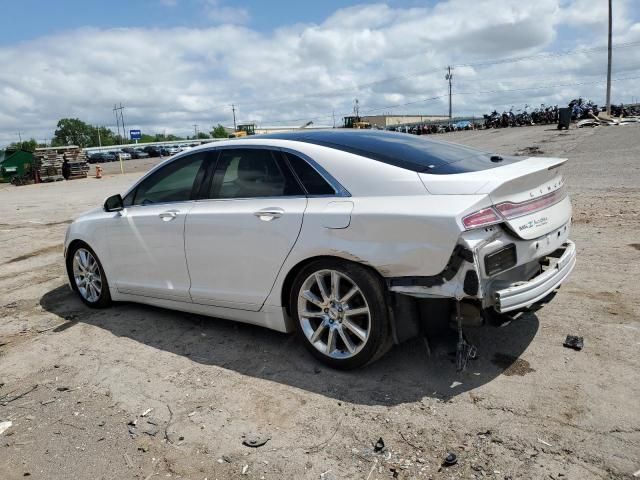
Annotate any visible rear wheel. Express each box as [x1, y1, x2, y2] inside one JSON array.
[[67, 244, 112, 308], [290, 260, 391, 369]]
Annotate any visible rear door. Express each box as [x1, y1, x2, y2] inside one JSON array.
[[185, 147, 307, 310]]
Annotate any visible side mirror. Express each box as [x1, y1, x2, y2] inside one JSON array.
[[104, 194, 124, 212]]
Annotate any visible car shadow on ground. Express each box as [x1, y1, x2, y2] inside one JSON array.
[[40, 285, 539, 406]]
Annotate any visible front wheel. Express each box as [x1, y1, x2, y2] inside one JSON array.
[[290, 260, 391, 370], [67, 244, 112, 308]]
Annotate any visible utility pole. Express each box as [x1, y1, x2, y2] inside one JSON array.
[[446, 66, 454, 123], [17, 132, 22, 143], [354, 98, 360, 118], [113, 104, 126, 144], [332, 109, 336, 128], [113, 104, 121, 144], [606, 0, 613, 115], [193, 124, 199, 138], [119, 103, 127, 144], [97, 126, 102, 149], [231, 104, 237, 130]]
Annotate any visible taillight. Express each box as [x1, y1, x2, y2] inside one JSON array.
[[462, 207, 501, 230], [495, 187, 566, 220]]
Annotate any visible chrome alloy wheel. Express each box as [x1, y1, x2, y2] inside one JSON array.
[[72, 248, 102, 303], [297, 269, 371, 359]]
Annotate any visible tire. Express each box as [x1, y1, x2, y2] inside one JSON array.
[[66, 243, 112, 308], [289, 259, 391, 370]]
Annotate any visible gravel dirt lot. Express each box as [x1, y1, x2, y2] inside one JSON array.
[[0, 125, 638, 480]]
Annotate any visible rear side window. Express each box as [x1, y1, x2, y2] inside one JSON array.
[[284, 152, 336, 195], [209, 148, 303, 198], [131, 153, 206, 206]]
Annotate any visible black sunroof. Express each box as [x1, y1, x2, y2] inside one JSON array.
[[257, 129, 522, 174]]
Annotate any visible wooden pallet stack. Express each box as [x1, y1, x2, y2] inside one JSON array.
[[65, 149, 90, 179], [34, 147, 89, 181], [34, 150, 63, 182]]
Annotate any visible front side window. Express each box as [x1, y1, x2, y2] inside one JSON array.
[[130, 153, 206, 206], [209, 148, 303, 198]]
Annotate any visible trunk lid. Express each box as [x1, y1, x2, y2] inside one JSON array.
[[419, 156, 571, 240]]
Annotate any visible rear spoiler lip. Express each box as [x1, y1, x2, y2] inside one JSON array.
[[418, 156, 568, 195]]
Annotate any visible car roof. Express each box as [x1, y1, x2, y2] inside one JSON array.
[[256, 129, 518, 174]]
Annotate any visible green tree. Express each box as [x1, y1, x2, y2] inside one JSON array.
[[196, 132, 210, 139], [211, 124, 228, 138], [9, 138, 38, 152], [51, 118, 94, 148], [89, 126, 118, 147]]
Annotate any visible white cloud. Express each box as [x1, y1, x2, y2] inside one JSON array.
[[0, 0, 639, 146], [202, 0, 250, 25]]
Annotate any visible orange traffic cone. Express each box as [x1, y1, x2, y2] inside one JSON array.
[[95, 165, 103, 179]]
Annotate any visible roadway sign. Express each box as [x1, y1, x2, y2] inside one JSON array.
[[130, 129, 141, 140]]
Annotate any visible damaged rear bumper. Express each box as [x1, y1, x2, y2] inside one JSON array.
[[494, 240, 575, 312], [387, 221, 576, 316]]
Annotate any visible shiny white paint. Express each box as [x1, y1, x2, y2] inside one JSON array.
[[107, 203, 194, 301], [185, 197, 306, 310], [65, 137, 575, 334]]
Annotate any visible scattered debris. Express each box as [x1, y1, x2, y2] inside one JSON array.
[[242, 433, 270, 448], [41, 399, 56, 405], [0, 421, 13, 435], [450, 381, 463, 389], [373, 437, 385, 453], [537, 438, 553, 447], [56, 386, 70, 392], [138, 442, 150, 452], [141, 408, 153, 417], [443, 452, 458, 467], [0, 384, 38, 404], [241, 464, 249, 475], [142, 423, 159, 437], [491, 353, 536, 376], [123, 453, 134, 468], [563, 335, 584, 351], [515, 146, 545, 156], [320, 470, 332, 479], [632, 468, 640, 478]]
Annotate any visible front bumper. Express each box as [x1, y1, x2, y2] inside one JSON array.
[[493, 240, 576, 313]]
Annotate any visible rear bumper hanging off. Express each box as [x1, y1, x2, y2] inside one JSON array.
[[493, 241, 576, 313]]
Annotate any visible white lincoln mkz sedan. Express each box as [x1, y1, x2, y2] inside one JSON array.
[[64, 130, 576, 369]]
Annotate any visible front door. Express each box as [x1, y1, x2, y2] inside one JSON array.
[[185, 147, 307, 310], [108, 151, 209, 301]]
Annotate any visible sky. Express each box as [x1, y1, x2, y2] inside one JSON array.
[[1, 0, 639, 146]]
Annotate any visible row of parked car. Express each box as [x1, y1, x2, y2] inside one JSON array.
[[87, 144, 196, 163]]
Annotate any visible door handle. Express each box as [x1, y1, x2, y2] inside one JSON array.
[[159, 211, 178, 221], [254, 208, 284, 221]]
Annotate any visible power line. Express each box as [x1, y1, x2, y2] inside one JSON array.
[[452, 40, 640, 68], [255, 74, 640, 126], [222, 40, 640, 112]]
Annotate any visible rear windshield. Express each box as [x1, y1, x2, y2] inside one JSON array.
[[258, 130, 523, 174]]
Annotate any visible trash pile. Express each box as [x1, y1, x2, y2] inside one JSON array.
[[576, 111, 640, 128]]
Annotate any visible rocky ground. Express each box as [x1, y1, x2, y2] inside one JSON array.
[[0, 124, 638, 479]]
